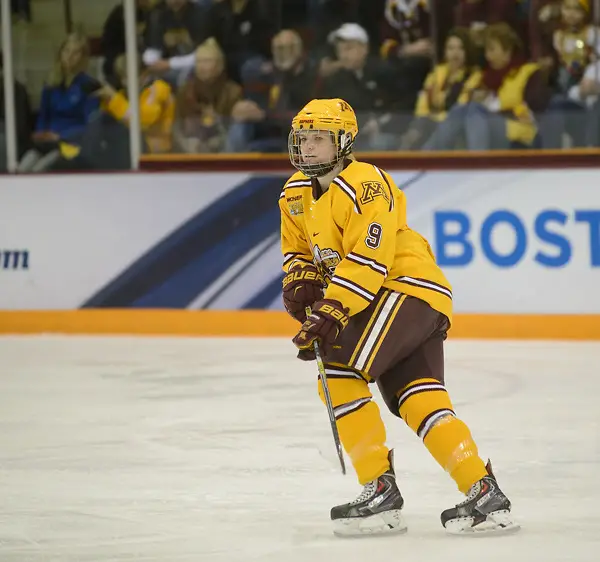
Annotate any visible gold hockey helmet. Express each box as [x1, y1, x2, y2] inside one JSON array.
[[288, 98, 359, 177]]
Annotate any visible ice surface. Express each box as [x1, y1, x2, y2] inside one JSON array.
[[0, 336, 598, 561]]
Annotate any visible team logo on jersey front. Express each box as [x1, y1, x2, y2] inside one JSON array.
[[360, 181, 389, 205], [313, 245, 341, 281]]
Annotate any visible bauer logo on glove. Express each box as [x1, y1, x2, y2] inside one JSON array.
[[292, 299, 349, 355], [282, 262, 324, 323]]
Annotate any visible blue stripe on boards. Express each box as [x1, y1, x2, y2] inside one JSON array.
[[131, 208, 280, 307], [82, 176, 286, 307], [241, 274, 285, 310]]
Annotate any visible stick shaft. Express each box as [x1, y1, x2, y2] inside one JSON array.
[[314, 340, 346, 474], [305, 306, 346, 474]]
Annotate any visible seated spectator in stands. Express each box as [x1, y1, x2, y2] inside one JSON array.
[[18, 33, 100, 173], [400, 28, 481, 150], [53, 54, 176, 170], [175, 38, 242, 153], [380, 0, 432, 60], [143, 0, 213, 86], [100, 0, 155, 84], [379, 0, 434, 107], [0, 52, 33, 171], [553, 0, 599, 93], [538, 0, 600, 147], [209, 0, 279, 83], [96, 54, 175, 154], [226, 29, 317, 152], [318, 22, 398, 150], [423, 23, 550, 150]]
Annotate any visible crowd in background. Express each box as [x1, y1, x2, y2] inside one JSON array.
[[2, 0, 600, 171]]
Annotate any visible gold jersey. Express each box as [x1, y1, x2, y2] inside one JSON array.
[[279, 160, 453, 323]]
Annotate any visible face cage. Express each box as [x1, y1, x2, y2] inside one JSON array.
[[288, 129, 354, 178]]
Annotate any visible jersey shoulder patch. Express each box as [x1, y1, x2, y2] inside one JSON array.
[[280, 173, 311, 215]]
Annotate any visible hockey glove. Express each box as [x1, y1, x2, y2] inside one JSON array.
[[292, 299, 349, 359], [282, 262, 324, 323]]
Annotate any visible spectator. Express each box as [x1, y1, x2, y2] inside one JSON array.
[[18, 33, 100, 173], [227, 29, 318, 152], [143, 0, 213, 85], [400, 28, 481, 150], [380, 0, 433, 60], [95, 54, 176, 154], [0, 51, 34, 171], [538, 0, 600, 147], [379, 0, 438, 111], [553, 0, 598, 93], [319, 23, 398, 150], [176, 38, 242, 153], [423, 23, 550, 150], [100, 0, 155, 84], [209, 0, 280, 83]]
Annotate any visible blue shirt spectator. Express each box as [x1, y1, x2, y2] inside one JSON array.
[[18, 32, 101, 173], [36, 72, 100, 141]]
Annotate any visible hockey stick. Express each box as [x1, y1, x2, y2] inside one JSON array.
[[305, 306, 346, 475]]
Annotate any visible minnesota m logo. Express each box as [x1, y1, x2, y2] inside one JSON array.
[[360, 181, 389, 205]]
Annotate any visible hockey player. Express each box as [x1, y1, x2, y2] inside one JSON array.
[[279, 98, 519, 537]]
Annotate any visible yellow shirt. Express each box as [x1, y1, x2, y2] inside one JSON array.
[[496, 63, 541, 145], [279, 160, 453, 324], [104, 79, 175, 153], [415, 64, 482, 122]]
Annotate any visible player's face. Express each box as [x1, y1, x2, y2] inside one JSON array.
[[562, 0, 585, 27], [298, 130, 337, 165], [445, 36, 466, 68]]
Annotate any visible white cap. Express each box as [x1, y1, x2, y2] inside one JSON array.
[[328, 23, 369, 45]]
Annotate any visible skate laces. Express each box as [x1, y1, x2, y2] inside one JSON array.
[[350, 480, 378, 505], [457, 480, 484, 507]]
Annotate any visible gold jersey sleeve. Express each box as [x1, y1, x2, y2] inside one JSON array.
[[279, 173, 314, 272]]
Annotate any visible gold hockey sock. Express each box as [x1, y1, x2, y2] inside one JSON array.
[[319, 366, 389, 485], [398, 378, 488, 494]]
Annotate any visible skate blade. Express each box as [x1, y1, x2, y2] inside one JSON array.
[[444, 510, 521, 537], [333, 510, 407, 538]]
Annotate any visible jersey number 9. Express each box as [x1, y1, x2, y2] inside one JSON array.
[[365, 222, 382, 249]]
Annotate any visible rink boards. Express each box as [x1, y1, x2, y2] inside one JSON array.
[[0, 168, 599, 339]]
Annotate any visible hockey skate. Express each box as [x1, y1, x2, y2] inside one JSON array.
[[441, 461, 520, 536], [331, 451, 407, 537]]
